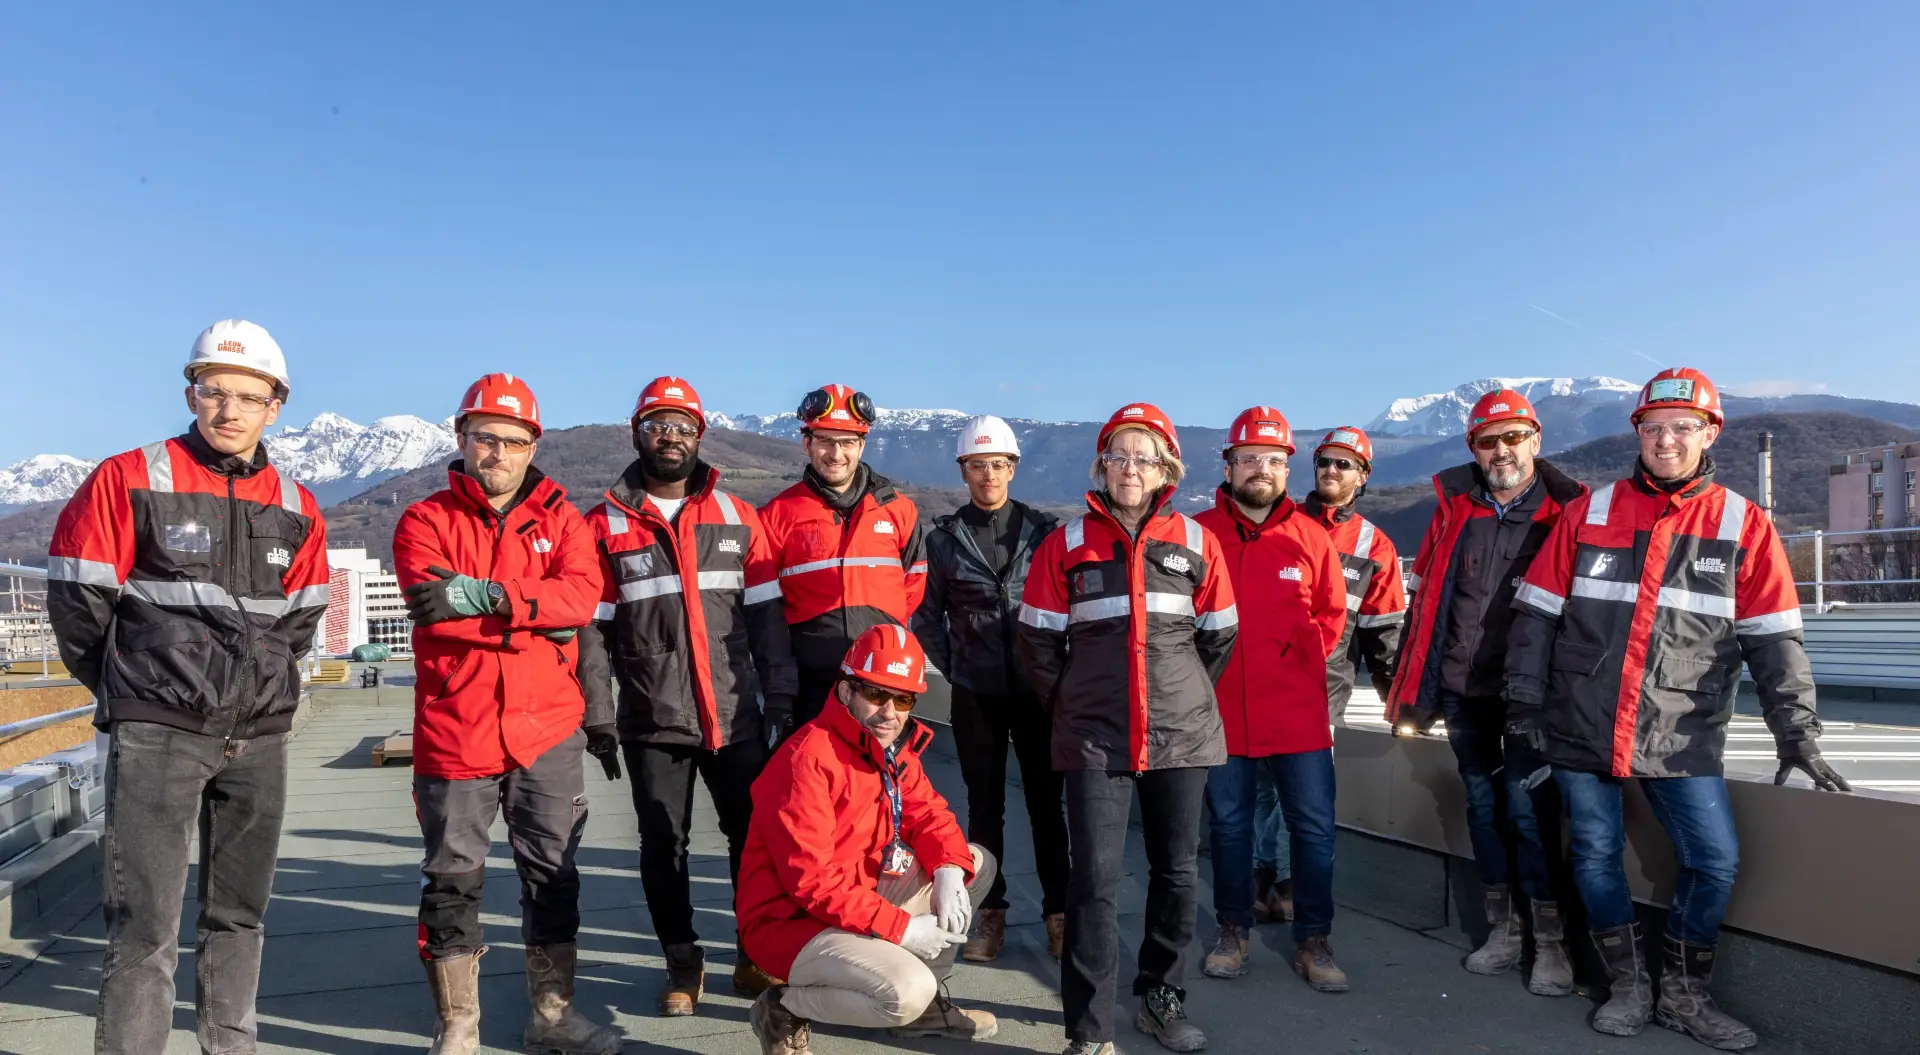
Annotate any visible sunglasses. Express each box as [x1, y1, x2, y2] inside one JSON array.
[[853, 681, 917, 712], [1471, 429, 1537, 452], [1315, 456, 1360, 472]]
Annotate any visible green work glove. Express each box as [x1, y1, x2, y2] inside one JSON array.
[[403, 566, 496, 624]]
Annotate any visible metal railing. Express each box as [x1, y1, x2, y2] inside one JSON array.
[[0, 561, 59, 677], [1780, 525, 1920, 610]]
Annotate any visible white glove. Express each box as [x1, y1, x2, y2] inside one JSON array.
[[932, 864, 971, 936], [900, 913, 967, 959]]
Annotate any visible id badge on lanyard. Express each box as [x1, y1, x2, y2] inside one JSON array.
[[879, 752, 912, 877]]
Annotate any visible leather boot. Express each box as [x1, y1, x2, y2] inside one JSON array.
[[1044, 913, 1066, 961], [523, 943, 623, 1055], [423, 948, 483, 1055], [1266, 878, 1295, 923], [659, 942, 704, 1017], [750, 985, 813, 1055], [1292, 934, 1350, 993], [1590, 922, 1654, 1037], [1134, 985, 1206, 1052], [1654, 935, 1758, 1050], [887, 985, 1000, 1040], [1202, 921, 1250, 978], [1526, 900, 1575, 997], [733, 950, 783, 998], [1251, 865, 1279, 923], [1464, 884, 1523, 975], [962, 908, 1006, 963]]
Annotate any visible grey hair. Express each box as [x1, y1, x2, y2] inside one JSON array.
[[1089, 426, 1186, 488]]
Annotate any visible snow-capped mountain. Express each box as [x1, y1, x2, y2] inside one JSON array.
[[1367, 377, 1640, 437], [0, 455, 96, 506], [705, 407, 974, 440]]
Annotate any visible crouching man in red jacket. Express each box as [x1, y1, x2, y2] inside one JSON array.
[[393, 374, 620, 1055], [736, 624, 998, 1054]]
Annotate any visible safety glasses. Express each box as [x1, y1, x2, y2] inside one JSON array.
[[1315, 456, 1360, 472], [1471, 429, 1537, 452], [853, 681, 917, 712]]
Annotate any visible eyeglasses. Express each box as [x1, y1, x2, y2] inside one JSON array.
[[464, 432, 534, 454], [1315, 456, 1360, 472], [1635, 421, 1711, 440], [638, 419, 700, 439], [853, 681, 917, 712], [962, 458, 1015, 475], [1100, 452, 1163, 473], [1228, 452, 1288, 471], [191, 384, 275, 414], [1471, 429, 1537, 452], [809, 435, 863, 453]]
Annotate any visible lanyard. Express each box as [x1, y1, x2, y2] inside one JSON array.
[[881, 743, 903, 841]]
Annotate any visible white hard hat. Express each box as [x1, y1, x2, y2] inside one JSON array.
[[184, 319, 291, 401], [955, 414, 1020, 461]]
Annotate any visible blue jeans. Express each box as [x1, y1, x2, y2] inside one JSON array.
[[1253, 764, 1289, 880], [1442, 693, 1559, 901], [1206, 750, 1336, 940], [1555, 768, 1740, 944]]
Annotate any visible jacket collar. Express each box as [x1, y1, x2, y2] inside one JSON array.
[[178, 424, 269, 479], [1211, 484, 1300, 535], [1085, 485, 1177, 531], [1631, 453, 1717, 502], [446, 462, 562, 519], [1433, 457, 1585, 509], [803, 465, 904, 511], [606, 459, 718, 520], [1300, 492, 1355, 526], [819, 694, 934, 770]]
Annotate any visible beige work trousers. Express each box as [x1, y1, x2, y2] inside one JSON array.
[[778, 843, 997, 1028]]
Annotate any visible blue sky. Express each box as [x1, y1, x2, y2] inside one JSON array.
[[4, 3, 1918, 463]]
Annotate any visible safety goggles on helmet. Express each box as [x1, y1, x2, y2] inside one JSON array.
[[798, 387, 875, 426]]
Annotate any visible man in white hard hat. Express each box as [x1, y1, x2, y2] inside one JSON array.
[[910, 415, 1068, 963], [48, 320, 330, 1054]]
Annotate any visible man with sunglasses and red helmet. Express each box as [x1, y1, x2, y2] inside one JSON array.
[[1505, 368, 1846, 1049], [575, 375, 799, 1015], [1385, 387, 1586, 998], [393, 373, 620, 1055], [760, 384, 930, 734], [738, 624, 999, 1054], [1301, 426, 1406, 720]]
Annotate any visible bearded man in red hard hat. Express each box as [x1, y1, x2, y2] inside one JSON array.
[[1505, 368, 1848, 1049], [1385, 387, 1586, 999], [737, 624, 998, 1054], [393, 374, 620, 1055]]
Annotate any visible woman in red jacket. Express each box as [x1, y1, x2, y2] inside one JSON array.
[[1017, 404, 1239, 1055]]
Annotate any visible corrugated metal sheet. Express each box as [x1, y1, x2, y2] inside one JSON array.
[[1801, 606, 1920, 689]]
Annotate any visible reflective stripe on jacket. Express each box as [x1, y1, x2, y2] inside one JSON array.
[[735, 704, 974, 979], [1017, 488, 1239, 772], [576, 461, 798, 750], [1504, 461, 1820, 778], [47, 428, 329, 737], [393, 465, 604, 780], [1197, 489, 1345, 757], [1302, 495, 1406, 711]]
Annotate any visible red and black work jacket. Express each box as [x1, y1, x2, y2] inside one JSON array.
[[759, 467, 929, 673], [393, 465, 605, 780], [1017, 488, 1239, 772], [47, 426, 329, 738], [1302, 494, 1407, 714], [1505, 459, 1821, 778], [736, 703, 974, 980], [1196, 489, 1345, 757], [576, 461, 798, 750], [1387, 460, 1586, 725]]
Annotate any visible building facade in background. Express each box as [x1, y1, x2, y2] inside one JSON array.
[[1830, 442, 1920, 532], [322, 547, 412, 656]]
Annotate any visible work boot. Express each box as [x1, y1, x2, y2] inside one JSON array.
[[962, 908, 1006, 962], [1062, 1044, 1115, 1055], [750, 985, 812, 1055], [733, 950, 782, 998], [1045, 913, 1066, 961], [1266, 878, 1295, 923], [888, 985, 999, 1040], [1590, 922, 1655, 1037], [1464, 884, 1524, 975], [1292, 935, 1350, 993], [423, 948, 483, 1055], [1201, 922, 1250, 979], [523, 943, 623, 1055], [1654, 936, 1758, 1050], [1526, 900, 1575, 997], [1134, 985, 1206, 1051], [659, 942, 704, 1017], [1251, 865, 1279, 922]]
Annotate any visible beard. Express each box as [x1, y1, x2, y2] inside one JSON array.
[[1484, 460, 1526, 493], [639, 443, 698, 484], [1314, 475, 1357, 507], [1230, 477, 1282, 510]]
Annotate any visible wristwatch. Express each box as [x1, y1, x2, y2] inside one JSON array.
[[486, 581, 507, 611]]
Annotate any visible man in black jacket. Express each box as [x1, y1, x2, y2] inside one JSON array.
[[911, 414, 1068, 963]]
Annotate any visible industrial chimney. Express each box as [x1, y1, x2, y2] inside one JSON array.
[[1757, 431, 1775, 522]]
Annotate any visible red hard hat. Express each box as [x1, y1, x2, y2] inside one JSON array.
[[1315, 426, 1374, 467], [1632, 367, 1724, 428], [456, 373, 542, 437], [839, 623, 930, 695], [1222, 406, 1295, 456], [1465, 388, 1539, 443], [798, 383, 874, 435], [633, 376, 706, 435], [1098, 402, 1182, 460]]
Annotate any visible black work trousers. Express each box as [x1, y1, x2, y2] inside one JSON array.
[[949, 685, 1069, 915], [96, 721, 288, 1055], [1061, 767, 1209, 1044], [414, 729, 588, 957], [622, 737, 767, 948], [795, 665, 841, 727]]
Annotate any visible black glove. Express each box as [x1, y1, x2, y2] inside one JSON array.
[[585, 725, 621, 781], [1503, 710, 1548, 756], [1774, 739, 1851, 793], [763, 697, 795, 751], [402, 566, 496, 625]]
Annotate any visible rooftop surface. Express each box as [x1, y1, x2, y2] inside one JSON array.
[[0, 682, 1714, 1053]]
